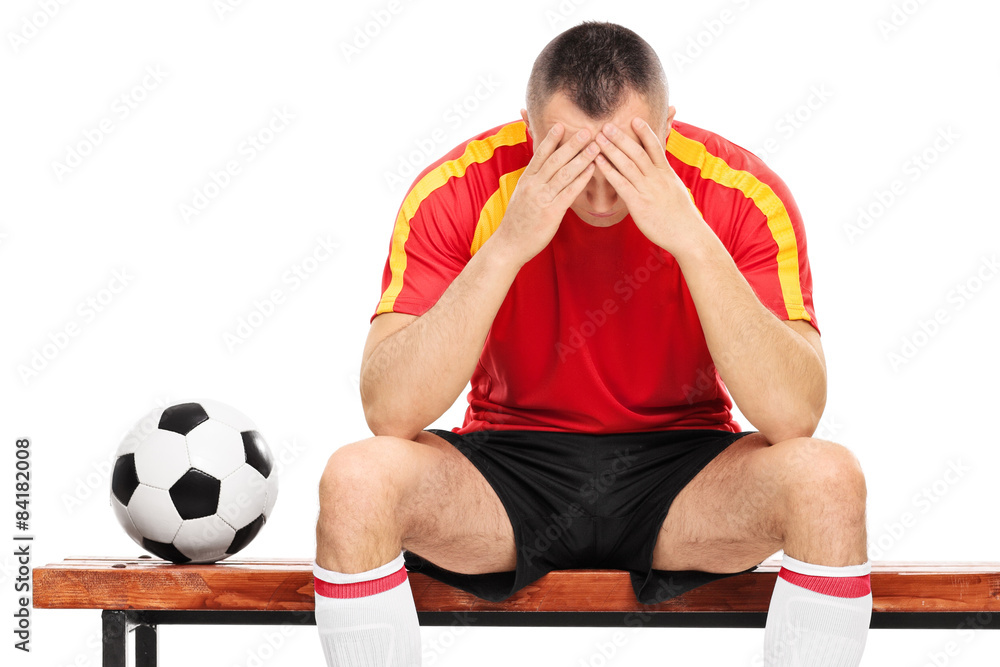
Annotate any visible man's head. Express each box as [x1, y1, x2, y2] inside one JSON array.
[[522, 22, 674, 227]]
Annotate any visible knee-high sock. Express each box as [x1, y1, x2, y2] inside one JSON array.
[[763, 554, 872, 666], [314, 552, 421, 667]]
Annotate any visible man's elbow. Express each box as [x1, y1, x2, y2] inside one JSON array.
[[760, 417, 818, 445], [362, 399, 424, 441], [757, 394, 826, 444]]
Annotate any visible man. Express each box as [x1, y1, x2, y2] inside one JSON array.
[[315, 21, 870, 667]]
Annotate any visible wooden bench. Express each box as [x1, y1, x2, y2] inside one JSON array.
[[34, 557, 1000, 667]]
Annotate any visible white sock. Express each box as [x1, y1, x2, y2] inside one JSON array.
[[763, 554, 873, 666], [314, 552, 421, 667]]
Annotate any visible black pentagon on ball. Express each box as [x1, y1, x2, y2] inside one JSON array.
[[141, 537, 191, 564], [169, 468, 221, 520], [111, 454, 140, 505], [241, 430, 273, 478], [227, 514, 265, 555], [158, 402, 209, 436]]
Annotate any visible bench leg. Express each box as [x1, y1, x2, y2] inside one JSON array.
[[134, 618, 157, 667], [102, 610, 157, 667]]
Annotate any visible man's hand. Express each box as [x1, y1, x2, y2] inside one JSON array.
[[595, 117, 708, 255], [492, 123, 599, 266]]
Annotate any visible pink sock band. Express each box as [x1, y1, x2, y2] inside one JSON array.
[[314, 564, 408, 599], [778, 567, 872, 598]]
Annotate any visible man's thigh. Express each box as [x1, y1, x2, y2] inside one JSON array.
[[651, 432, 786, 573], [400, 430, 517, 575]]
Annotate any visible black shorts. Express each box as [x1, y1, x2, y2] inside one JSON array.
[[402, 428, 758, 605]]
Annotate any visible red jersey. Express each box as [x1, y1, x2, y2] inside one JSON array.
[[374, 120, 818, 434]]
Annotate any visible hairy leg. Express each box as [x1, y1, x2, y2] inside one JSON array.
[[652, 433, 868, 572], [316, 431, 516, 575]]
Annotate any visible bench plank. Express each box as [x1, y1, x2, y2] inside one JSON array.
[[33, 558, 1000, 614]]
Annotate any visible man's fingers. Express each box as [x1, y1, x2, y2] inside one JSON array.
[[596, 129, 645, 185], [535, 128, 594, 183], [524, 123, 565, 176], [554, 161, 596, 208], [595, 153, 635, 198], [631, 117, 668, 167], [601, 122, 654, 177], [546, 140, 598, 198]]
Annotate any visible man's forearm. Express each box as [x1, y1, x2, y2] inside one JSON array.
[[361, 237, 523, 440], [673, 224, 826, 443]]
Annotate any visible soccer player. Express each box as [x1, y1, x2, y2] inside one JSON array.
[[315, 21, 870, 667]]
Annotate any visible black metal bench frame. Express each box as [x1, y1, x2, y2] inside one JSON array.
[[99, 608, 1000, 667]]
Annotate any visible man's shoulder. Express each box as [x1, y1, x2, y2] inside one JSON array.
[[408, 120, 533, 193], [668, 120, 774, 178], [390, 120, 534, 245], [667, 119, 799, 217]]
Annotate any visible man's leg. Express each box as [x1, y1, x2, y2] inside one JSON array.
[[652, 433, 870, 666], [314, 430, 516, 667]]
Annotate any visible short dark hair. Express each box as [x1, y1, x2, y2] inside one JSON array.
[[526, 22, 668, 127]]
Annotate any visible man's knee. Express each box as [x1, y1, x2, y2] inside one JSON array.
[[316, 436, 426, 571], [778, 437, 867, 508], [318, 436, 417, 522]]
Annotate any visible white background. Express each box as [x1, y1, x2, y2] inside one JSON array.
[[3, 0, 998, 665]]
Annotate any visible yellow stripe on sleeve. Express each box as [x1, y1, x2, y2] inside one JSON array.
[[666, 129, 810, 321], [376, 122, 528, 315], [470, 167, 526, 255]]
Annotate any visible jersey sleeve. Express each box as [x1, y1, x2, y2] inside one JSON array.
[[372, 168, 478, 321], [727, 167, 819, 333]]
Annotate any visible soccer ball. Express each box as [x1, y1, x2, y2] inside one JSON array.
[[110, 399, 278, 563]]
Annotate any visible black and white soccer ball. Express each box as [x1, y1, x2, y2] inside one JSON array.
[[110, 399, 278, 563]]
